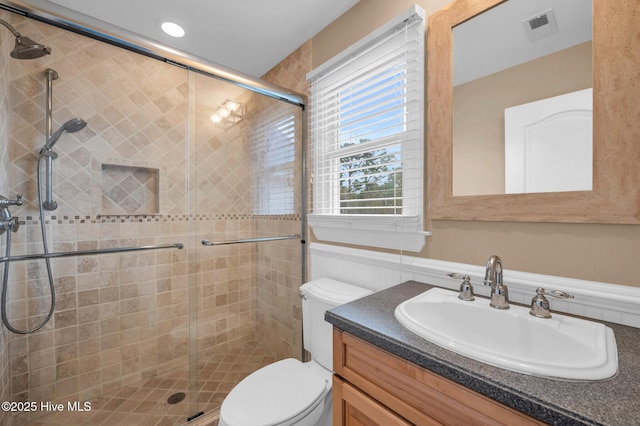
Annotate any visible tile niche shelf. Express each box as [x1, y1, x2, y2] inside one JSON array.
[[100, 163, 160, 215]]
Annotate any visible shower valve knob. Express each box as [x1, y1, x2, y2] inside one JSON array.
[[0, 193, 23, 207], [0, 217, 20, 234]]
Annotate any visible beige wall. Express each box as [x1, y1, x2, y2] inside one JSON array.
[[311, 0, 455, 69], [309, 0, 640, 288]]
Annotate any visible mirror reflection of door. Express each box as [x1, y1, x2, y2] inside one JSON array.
[[452, 0, 592, 196], [504, 88, 592, 194]]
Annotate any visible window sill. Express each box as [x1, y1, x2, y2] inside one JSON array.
[[308, 214, 431, 252]]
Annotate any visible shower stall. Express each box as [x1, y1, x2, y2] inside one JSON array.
[[0, 4, 305, 425]]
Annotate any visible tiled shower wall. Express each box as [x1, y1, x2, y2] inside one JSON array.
[[1, 10, 302, 424], [1, 23, 12, 426]]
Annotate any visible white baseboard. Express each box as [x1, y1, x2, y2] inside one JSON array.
[[309, 242, 640, 328]]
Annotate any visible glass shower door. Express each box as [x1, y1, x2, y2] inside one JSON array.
[[1, 10, 200, 424], [191, 71, 304, 420]]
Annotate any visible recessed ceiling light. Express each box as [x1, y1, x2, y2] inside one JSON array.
[[161, 22, 185, 38]]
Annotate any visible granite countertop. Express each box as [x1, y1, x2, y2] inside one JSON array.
[[325, 281, 640, 426]]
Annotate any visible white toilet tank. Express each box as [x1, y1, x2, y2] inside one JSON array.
[[300, 278, 372, 371]]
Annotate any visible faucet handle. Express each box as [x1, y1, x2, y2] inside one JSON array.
[[529, 287, 574, 318], [447, 273, 475, 301], [0, 193, 23, 207], [542, 288, 573, 299]]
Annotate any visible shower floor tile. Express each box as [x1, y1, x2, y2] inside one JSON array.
[[23, 340, 276, 426]]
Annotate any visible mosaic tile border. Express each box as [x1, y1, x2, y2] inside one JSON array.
[[17, 214, 302, 225]]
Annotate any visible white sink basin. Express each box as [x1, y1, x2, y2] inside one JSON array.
[[394, 288, 618, 381]]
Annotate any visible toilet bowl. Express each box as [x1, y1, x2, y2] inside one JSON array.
[[218, 278, 372, 426], [218, 358, 332, 426]]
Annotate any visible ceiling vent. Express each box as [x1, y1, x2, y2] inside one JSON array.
[[522, 8, 558, 41]]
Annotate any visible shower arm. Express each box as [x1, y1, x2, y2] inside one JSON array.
[[0, 18, 21, 37]]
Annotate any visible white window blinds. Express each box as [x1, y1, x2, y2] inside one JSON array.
[[308, 5, 424, 235]]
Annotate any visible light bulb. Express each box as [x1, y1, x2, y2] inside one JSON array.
[[161, 22, 185, 38], [224, 101, 241, 112]]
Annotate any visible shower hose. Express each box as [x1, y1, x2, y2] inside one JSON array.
[[1, 151, 56, 334]]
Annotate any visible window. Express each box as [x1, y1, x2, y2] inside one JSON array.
[[307, 5, 429, 251], [252, 112, 296, 215]]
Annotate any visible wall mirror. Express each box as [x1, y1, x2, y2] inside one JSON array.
[[427, 0, 640, 223], [453, 0, 592, 196]]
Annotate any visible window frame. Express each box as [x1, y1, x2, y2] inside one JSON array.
[[307, 5, 430, 251]]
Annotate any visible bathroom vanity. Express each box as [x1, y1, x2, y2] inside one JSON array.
[[332, 329, 543, 425], [327, 281, 640, 425]]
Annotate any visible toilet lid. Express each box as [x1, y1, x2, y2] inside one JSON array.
[[220, 358, 328, 426]]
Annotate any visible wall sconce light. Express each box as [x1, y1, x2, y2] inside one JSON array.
[[209, 100, 245, 129]]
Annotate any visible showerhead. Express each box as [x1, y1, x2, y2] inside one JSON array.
[[0, 19, 51, 60], [61, 117, 88, 134], [42, 118, 87, 152], [11, 35, 51, 60]]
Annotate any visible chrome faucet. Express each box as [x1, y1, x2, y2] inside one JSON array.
[[484, 255, 509, 309], [530, 287, 574, 318], [0, 193, 23, 234], [447, 273, 475, 301]]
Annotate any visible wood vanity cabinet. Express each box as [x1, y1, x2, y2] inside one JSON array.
[[332, 329, 545, 426]]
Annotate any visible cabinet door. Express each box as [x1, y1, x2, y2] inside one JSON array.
[[333, 329, 545, 426], [333, 375, 437, 426]]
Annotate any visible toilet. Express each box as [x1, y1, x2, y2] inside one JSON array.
[[218, 278, 373, 426]]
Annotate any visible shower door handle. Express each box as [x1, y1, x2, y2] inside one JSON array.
[[201, 234, 301, 246]]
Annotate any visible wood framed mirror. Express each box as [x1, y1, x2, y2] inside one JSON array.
[[427, 0, 640, 223]]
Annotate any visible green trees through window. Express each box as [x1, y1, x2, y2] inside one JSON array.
[[339, 141, 402, 215]]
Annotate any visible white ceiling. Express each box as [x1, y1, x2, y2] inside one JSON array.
[[47, 0, 360, 77]]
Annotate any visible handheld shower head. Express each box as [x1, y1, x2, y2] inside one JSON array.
[[0, 19, 51, 60], [61, 117, 88, 134], [41, 118, 87, 152]]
